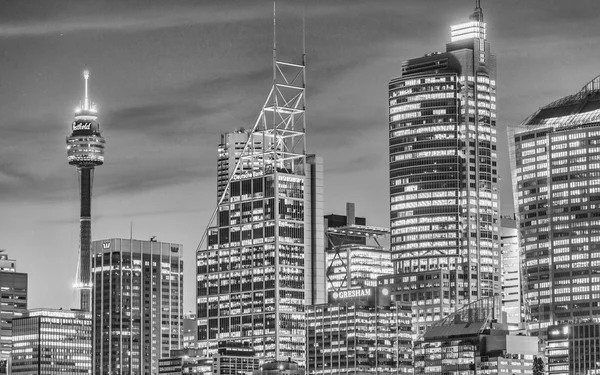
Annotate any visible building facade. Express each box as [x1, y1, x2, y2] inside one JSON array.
[[387, 2, 500, 337], [197, 52, 325, 365], [413, 297, 538, 375], [66, 70, 106, 312], [500, 216, 522, 329], [92, 238, 183, 375], [0, 252, 27, 374], [325, 203, 392, 293], [509, 75, 600, 337], [253, 360, 303, 375], [546, 321, 600, 375], [217, 129, 267, 202], [306, 286, 411, 375], [12, 309, 92, 375]]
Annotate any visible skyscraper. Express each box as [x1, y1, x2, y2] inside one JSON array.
[[197, 36, 325, 365], [387, 1, 499, 336], [66, 70, 105, 312], [12, 309, 92, 375], [509, 75, 600, 337], [217, 129, 267, 201], [0, 252, 27, 374], [91, 239, 183, 375]]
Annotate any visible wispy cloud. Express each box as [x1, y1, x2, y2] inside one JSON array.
[[0, 3, 266, 38]]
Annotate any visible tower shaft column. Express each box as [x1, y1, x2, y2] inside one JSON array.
[[78, 167, 94, 312]]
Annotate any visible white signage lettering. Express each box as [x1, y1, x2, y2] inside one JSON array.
[[72, 121, 92, 131], [332, 288, 372, 300]]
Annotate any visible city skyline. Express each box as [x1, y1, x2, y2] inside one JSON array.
[[2, 0, 600, 315]]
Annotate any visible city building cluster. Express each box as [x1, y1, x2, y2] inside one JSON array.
[[4, 1, 600, 375]]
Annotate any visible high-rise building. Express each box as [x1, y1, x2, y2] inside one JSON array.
[[91, 239, 183, 375], [66, 70, 106, 312], [12, 309, 92, 375], [197, 43, 325, 365], [387, 1, 499, 336], [217, 129, 268, 201], [306, 285, 411, 375], [0, 251, 27, 374], [413, 297, 538, 375], [325, 203, 392, 293], [500, 216, 522, 329], [509, 75, 600, 337]]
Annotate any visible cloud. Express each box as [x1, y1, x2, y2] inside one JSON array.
[[0, 3, 267, 38]]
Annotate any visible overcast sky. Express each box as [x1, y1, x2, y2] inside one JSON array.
[[1, 0, 600, 313]]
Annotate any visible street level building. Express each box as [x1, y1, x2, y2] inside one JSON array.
[[325, 203, 392, 293], [11, 309, 92, 375], [197, 47, 325, 365], [509, 75, 600, 337], [414, 297, 538, 375], [546, 321, 600, 375], [0, 251, 27, 374], [92, 239, 183, 375], [306, 286, 412, 375], [66, 70, 105, 312], [500, 216, 522, 329], [388, 1, 500, 337]]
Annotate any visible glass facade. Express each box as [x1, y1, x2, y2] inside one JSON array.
[[92, 239, 183, 375], [500, 217, 521, 329], [413, 297, 537, 375], [388, 3, 500, 337], [197, 157, 324, 364], [12, 309, 92, 375], [546, 322, 600, 375], [0, 253, 27, 373], [306, 286, 412, 375], [510, 76, 600, 337]]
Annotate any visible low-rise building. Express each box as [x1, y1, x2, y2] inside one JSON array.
[[12, 309, 92, 375], [414, 297, 538, 375], [306, 286, 411, 374]]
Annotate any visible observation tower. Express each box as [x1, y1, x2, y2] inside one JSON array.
[[66, 70, 105, 312]]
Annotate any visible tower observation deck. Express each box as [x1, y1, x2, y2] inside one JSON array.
[[66, 70, 105, 312]]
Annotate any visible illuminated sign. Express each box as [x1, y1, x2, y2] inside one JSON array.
[[232, 171, 264, 181], [102, 242, 111, 249], [548, 324, 570, 340], [332, 288, 372, 300], [72, 121, 93, 131]]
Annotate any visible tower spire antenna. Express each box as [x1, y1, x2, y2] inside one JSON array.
[[83, 70, 90, 111]]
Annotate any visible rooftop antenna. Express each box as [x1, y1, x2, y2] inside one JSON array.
[[83, 70, 90, 111]]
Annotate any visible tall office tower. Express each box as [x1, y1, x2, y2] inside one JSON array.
[[197, 38, 325, 365], [500, 216, 521, 329], [0, 252, 27, 375], [387, 1, 499, 336], [12, 309, 92, 375], [217, 129, 267, 201], [66, 70, 106, 312], [509, 75, 600, 337], [92, 239, 183, 375], [325, 203, 392, 293]]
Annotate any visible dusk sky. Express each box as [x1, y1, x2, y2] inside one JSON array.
[[1, 0, 600, 313]]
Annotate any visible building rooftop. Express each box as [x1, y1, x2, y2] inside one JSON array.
[[521, 75, 600, 129]]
